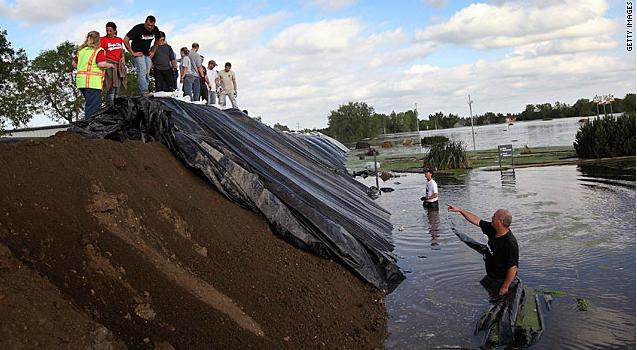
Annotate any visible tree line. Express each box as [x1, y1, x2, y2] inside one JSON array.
[[323, 94, 636, 143], [0, 30, 143, 132]]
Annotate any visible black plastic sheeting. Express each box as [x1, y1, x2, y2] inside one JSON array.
[[72, 97, 405, 292]]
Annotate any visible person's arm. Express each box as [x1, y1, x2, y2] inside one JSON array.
[[149, 40, 160, 58], [499, 265, 518, 296], [123, 35, 141, 57], [447, 204, 480, 226], [72, 55, 78, 68], [171, 59, 178, 70], [232, 72, 237, 92]]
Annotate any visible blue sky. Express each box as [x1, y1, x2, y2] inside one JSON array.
[[1, 0, 635, 129]]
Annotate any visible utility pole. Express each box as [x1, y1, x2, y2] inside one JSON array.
[[415, 102, 419, 135], [468, 94, 476, 153]]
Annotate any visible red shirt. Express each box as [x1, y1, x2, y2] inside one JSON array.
[[100, 36, 123, 61]]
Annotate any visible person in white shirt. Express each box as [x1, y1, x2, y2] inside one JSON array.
[[206, 60, 220, 105], [219, 62, 238, 108], [422, 168, 439, 210]]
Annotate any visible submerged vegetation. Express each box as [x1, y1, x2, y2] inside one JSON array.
[[423, 140, 469, 170], [420, 135, 449, 145], [574, 114, 636, 159]]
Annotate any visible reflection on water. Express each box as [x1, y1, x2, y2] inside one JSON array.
[[356, 165, 635, 349]]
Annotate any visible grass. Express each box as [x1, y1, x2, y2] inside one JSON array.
[[347, 145, 580, 173]]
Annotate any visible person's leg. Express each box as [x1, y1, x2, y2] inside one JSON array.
[[163, 70, 175, 92], [219, 91, 227, 107], [133, 56, 149, 93], [228, 91, 238, 108], [172, 69, 178, 91], [192, 77, 201, 101], [82, 88, 102, 119], [154, 69, 165, 92], [183, 75, 194, 100], [144, 56, 152, 92], [208, 88, 216, 104]]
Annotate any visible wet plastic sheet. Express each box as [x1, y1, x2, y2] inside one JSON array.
[[72, 97, 405, 291]]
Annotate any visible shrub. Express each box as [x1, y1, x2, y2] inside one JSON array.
[[421, 135, 449, 145], [424, 140, 469, 170], [574, 114, 636, 159]]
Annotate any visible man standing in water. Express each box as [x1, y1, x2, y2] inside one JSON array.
[[421, 168, 439, 210], [447, 204, 519, 296]]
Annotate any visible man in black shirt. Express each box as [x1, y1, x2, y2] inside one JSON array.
[[447, 204, 519, 296], [123, 15, 161, 94]]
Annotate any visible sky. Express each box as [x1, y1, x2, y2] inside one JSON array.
[[1, 0, 635, 129]]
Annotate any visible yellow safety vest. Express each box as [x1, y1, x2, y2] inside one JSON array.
[[76, 47, 105, 89]]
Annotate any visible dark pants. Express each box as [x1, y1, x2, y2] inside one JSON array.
[[423, 201, 439, 210], [172, 69, 178, 91], [80, 88, 101, 120], [154, 69, 175, 92]]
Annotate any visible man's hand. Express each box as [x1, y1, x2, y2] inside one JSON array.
[[447, 204, 462, 212], [233, 91, 237, 97], [132, 51, 143, 57], [499, 286, 508, 296]]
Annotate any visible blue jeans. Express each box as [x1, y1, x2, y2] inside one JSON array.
[[133, 55, 152, 93], [183, 75, 197, 100], [80, 88, 102, 120]]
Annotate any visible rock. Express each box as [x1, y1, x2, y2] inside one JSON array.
[[355, 141, 371, 149]]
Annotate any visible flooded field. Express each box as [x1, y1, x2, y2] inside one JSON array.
[[357, 163, 635, 349]]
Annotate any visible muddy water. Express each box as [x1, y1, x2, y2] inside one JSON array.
[[358, 164, 635, 349]]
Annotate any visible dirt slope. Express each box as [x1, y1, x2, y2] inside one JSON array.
[[0, 132, 387, 349]]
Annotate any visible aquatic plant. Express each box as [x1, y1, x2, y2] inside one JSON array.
[[423, 140, 469, 170], [574, 114, 636, 158], [420, 135, 449, 146]]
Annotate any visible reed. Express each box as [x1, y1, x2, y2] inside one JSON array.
[[424, 140, 469, 170]]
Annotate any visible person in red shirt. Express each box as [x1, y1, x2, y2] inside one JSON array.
[[100, 22, 127, 106]]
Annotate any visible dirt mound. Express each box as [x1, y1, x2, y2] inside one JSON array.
[[0, 132, 387, 349]]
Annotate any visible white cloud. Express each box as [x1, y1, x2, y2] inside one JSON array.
[[0, 0, 95, 25], [416, 0, 616, 50], [308, 0, 357, 11], [269, 18, 361, 54], [367, 42, 437, 68]]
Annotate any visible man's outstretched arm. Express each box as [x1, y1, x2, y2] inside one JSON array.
[[447, 204, 481, 226]]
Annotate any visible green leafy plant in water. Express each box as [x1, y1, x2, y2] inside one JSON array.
[[576, 298, 591, 311], [420, 135, 449, 146], [574, 114, 636, 159], [423, 140, 469, 170]]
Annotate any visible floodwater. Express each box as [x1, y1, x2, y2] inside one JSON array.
[[357, 163, 635, 349], [376, 116, 610, 154]]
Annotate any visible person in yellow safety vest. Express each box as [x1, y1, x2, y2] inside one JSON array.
[[72, 31, 115, 120]]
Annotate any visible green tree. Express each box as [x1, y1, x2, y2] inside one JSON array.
[[326, 101, 379, 143], [273, 123, 290, 131], [0, 30, 32, 132], [31, 41, 83, 123]]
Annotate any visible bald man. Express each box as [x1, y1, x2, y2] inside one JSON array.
[[447, 204, 519, 296]]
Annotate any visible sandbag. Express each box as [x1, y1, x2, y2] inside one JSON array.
[[72, 97, 405, 292]]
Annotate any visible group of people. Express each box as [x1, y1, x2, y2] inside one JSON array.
[[74, 15, 239, 119], [421, 168, 519, 298]]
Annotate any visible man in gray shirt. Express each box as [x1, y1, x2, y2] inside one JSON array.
[[186, 43, 204, 101]]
